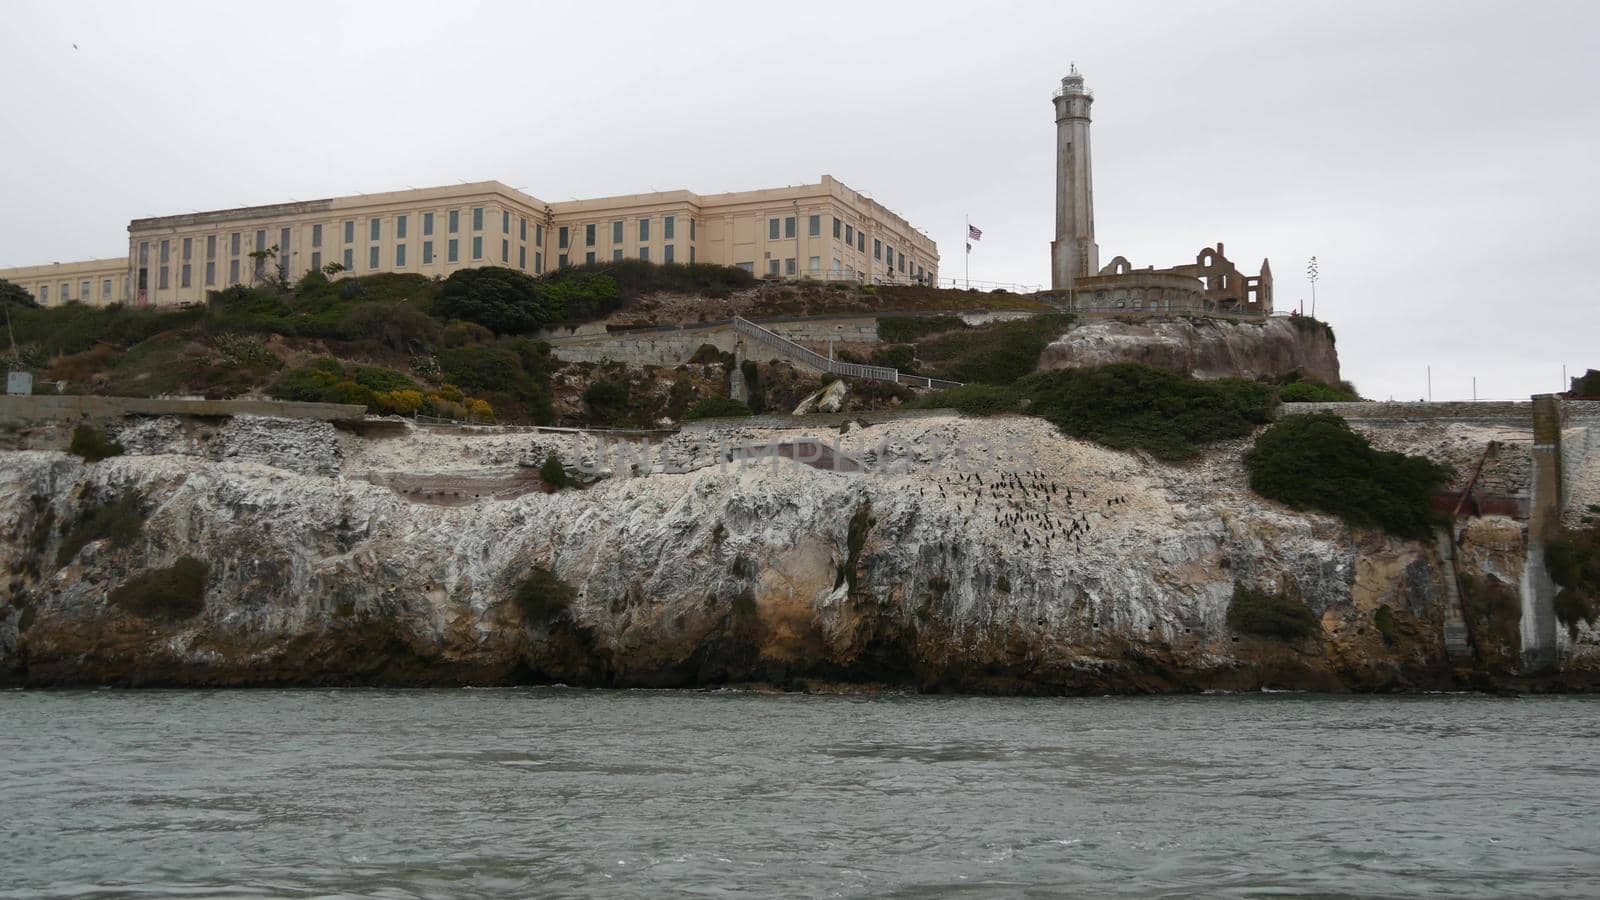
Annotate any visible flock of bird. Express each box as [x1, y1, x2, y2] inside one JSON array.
[[917, 470, 1132, 552]]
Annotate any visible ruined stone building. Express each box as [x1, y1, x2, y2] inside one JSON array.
[[1050, 67, 1273, 315]]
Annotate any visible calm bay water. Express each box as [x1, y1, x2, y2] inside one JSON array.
[[1, 689, 1597, 898]]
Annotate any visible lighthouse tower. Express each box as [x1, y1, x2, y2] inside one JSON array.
[[1051, 66, 1098, 292]]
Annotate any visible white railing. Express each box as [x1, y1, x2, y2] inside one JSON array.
[[731, 316, 965, 391]]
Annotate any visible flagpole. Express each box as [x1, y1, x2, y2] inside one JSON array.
[[965, 214, 970, 289]]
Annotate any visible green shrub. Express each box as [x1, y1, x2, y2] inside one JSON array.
[[1227, 585, 1319, 640], [439, 345, 553, 424], [109, 556, 208, 620], [1547, 523, 1600, 638], [539, 452, 571, 489], [513, 566, 577, 627], [688, 343, 735, 367], [877, 315, 967, 344], [433, 266, 562, 335], [906, 383, 1022, 416], [1572, 369, 1600, 399], [1, 276, 39, 309], [545, 259, 754, 301], [1246, 412, 1451, 539], [583, 379, 631, 421], [68, 425, 124, 463], [918, 315, 1072, 384], [1279, 381, 1360, 403], [682, 397, 753, 420], [57, 492, 145, 565], [1019, 364, 1276, 460]]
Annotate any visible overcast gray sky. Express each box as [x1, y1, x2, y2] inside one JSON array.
[[3, 0, 1595, 401]]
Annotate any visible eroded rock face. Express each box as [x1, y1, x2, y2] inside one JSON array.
[[1039, 317, 1341, 385], [0, 414, 1518, 692]]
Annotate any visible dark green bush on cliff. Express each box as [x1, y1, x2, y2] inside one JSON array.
[[514, 566, 577, 627], [431, 267, 564, 335], [1547, 522, 1600, 638], [877, 315, 968, 344], [109, 556, 209, 620], [1569, 369, 1600, 399], [1227, 585, 1319, 640], [549, 259, 754, 301], [682, 397, 753, 420], [539, 452, 571, 489], [918, 315, 1073, 385], [1246, 412, 1450, 539], [1278, 381, 1360, 403], [68, 425, 124, 462], [57, 493, 145, 565], [906, 382, 1022, 416], [1020, 364, 1276, 460]]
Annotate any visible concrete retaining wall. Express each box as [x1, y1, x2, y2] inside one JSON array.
[[1278, 401, 1533, 422], [0, 394, 366, 424]]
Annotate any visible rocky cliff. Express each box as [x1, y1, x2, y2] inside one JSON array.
[[0, 413, 1584, 692], [1039, 316, 1341, 385]]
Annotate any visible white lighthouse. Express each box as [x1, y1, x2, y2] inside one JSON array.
[[1051, 65, 1098, 292]]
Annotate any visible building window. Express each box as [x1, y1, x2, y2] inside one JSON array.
[[689, 219, 696, 240], [639, 246, 650, 262], [535, 252, 543, 274], [785, 217, 796, 239], [558, 226, 569, 249], [81, 279, 91, 299], [833, 218, 841, 239], [39, 285, 47, 303], [586, 251, 596, 264], [423, 241, 434, 265], [664, 216, 675, 240], [449, 210, 460, 234], [520, 217, 527, 241], [689, 246, 696, 264], [448, 240, 459, 263], [341, 249, 353, 271], [231, 259, 241, 283], [664, 244, 675, 264], [309, 253, 319, 274], [808, 215, 820, 237], [159, 266, 169, 290], [139, 241, 149, 265], [181, 265, 191, 288], [768, 259, 780, 275], [845, 224, 853, 243], [613, 249, 623, 262], [536, 223, 545, 245], [182, 237, 192, 260], [472, 207, 484, 231], [344, 221, 355, 244], [231, 233, 241, 255], [370, 218, 381, 241], [585, 223, 596, 246], [785, 257, 796, 275], [832, 258, 841, 274], [874, 239, 882, 260], [736, 261, 753, 273], [160, 239, 170, 264], [886, 247, 894, 268], [102, 278, 113, 298], [639, 218, 651, 241], [502, 210, 510, 233], [369, 246, 380, 269], [311, 224, 322, 248], [558, 253, 568, 268], [396, 244, 407, 267], [397, 215, 407, 239], [900, 255, 907, 273], [519, 246, 526, 269], [207, 234, 217, 258], [808, 256, 820, 273], [769, 218, 780, 240], [502, 239, 509, 263], [423, 213, 434, 236], [472, 236, 483, 260]]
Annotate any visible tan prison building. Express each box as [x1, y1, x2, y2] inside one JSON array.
[[2, 176, 938, 308]]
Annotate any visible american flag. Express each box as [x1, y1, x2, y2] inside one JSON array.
[[967, 224, 983, 241]]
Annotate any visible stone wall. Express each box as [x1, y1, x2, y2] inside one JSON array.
[[0, 394, 365, 425], [1280, 401, 1533, 422]]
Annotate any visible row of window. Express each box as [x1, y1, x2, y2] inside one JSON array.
[[555, 244, 694, 267], [557, 215, 693, 250], [766, 214, 924, 270], [35, 277, 121, 303]]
